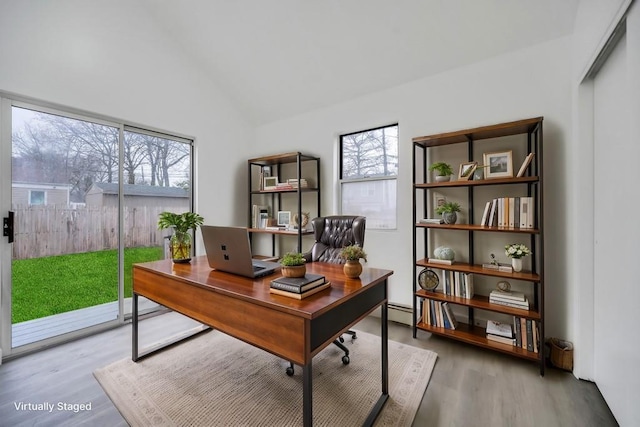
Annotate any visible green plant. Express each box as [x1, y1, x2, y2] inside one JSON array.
[[435, 201, 461, 215], [428, 162, 454, 176], [157, 211, 204, 233], [339, 244, 367, 262], [505, 243, 531, 259], [280, 252, 306, 266]]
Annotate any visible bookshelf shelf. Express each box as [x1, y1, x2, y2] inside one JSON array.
[[412, 117, 545, 375]]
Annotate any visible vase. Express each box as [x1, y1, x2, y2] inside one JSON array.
[[442, 212, 457, 224], [343, 260, 363, 279], [282, 264, 306, 278], [170, 231, 192, 263], [435, 175, 450, 182], [511, 258, 522, 272]]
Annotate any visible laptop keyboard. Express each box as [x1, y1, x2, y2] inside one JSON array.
[[252, 265, 265, 271]]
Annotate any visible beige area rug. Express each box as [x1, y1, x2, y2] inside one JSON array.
[[94, 330, 437, 426]]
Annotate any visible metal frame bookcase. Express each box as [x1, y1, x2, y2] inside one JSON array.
[[412, 117, 545, 375], [248, 152, 321, 256]]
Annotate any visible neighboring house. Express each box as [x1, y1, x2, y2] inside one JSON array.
[[85, 182, 189, 210], [11, 182, 71, 207]]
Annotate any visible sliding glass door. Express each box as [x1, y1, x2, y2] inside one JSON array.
[[0, 98, 194, 357]]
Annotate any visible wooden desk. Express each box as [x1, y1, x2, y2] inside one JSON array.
[[132, 256, 393, 426]]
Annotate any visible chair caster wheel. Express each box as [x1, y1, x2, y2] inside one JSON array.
[[342, 355, 350, 365], [286, 366, 294, 376], [339, 336, 345, 343]]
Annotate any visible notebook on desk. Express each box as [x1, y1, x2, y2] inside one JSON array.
[[201, 225, 280, 278]]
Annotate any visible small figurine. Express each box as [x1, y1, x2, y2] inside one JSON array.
[[490, 253, 498, 265]]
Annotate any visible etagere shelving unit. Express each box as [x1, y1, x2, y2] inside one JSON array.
[[412, 117, 545, 375], [247, 152, 320, 256]]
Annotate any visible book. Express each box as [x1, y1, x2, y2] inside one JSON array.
[[419, 218, 444, 224], [442, 302, 458, 329], [525, 319, 534, 351], [516, 152, 535, 177], [490, 289, 527, 301], [486, 333, 515, 346], [271, 274, 326, 293], [489, 298, 530, 310], [520, 317, 527, 349], [514, 316, 522, 347], [480, 201, 491, 226], [269, 282, 331, 299], [428, 258, 453, 265], [486, 320, 513, 338]]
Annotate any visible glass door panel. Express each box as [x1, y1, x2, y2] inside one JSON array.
[[122, 129, 193, 316], [10, 106, 120, 347]]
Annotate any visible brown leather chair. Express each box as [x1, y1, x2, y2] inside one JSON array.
[[286, 215, 366, 376]]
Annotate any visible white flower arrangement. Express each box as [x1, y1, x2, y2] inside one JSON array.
[[505, 243, 531, 259]]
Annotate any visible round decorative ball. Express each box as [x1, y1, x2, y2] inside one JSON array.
[[434, 246, 455, 261]]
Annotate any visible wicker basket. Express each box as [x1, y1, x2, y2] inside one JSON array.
[[548, 338, 574, 371]]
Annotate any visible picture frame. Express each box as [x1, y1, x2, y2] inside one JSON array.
[[263, 176, 278, 189], [277, 211, 291, 227], [458, 161, 477, 180], [433, 192, 446, 216], [483, 150, 513, 179]]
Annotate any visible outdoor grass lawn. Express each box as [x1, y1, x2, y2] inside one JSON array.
[[11, 247, 163, 323]]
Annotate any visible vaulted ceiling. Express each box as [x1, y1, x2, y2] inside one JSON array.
[[141, 0, 579, 125]]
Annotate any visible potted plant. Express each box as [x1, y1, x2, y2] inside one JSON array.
[[339, 244, 367, 279], [435, 201, 461, 224], [428, 162, 454, 182], [280, 252, 306, 278], [505, 243, 531, 272], [158, 211, 204, 263]]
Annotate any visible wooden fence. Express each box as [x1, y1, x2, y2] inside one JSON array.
[[12, 205, 170, 259]]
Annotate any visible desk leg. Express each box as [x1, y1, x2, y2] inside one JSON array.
[[363, 300, 389, 427], [132, 293, 139, 361], [303, 363, 312, 427]]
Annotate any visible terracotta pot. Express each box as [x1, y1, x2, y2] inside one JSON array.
[[343, 260, 363, 279], [281, 264, 306, 278]]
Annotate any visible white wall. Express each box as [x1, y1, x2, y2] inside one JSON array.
[[255, 37, 573, 328], [0, 0, 253, 228]]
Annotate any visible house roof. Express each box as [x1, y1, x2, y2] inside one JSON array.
[[91, 183, 189, 198]]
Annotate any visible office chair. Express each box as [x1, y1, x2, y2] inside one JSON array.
[[286, 215, 366, 376]]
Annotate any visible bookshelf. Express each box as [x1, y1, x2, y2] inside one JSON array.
[[247, 152, 320, 256], [412, 117, 545, 375]]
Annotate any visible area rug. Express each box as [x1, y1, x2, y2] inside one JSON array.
[[94, 330, 437, 426]]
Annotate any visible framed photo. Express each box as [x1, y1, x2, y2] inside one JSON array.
[[458, 161, 477, 180], [263, 176, 278, 189], [433, 192, 446, 216], [483, 150, 513, 179], [277, 211, 291, 226]]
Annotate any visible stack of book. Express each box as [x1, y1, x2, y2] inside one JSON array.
[[489, 289, 529, 310], [514, 316, 540, 353], [422, 300, 458, 330], [269, 273, 330, 299], [486, 319, 515, 345]]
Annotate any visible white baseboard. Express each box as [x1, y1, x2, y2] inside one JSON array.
[[369, 303, 413, 326]]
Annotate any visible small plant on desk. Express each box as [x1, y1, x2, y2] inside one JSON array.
[[280, 252, 306, 278]]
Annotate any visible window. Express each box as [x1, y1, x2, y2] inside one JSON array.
[[29, 190, 45, 205], [340, 124, 398, 229]]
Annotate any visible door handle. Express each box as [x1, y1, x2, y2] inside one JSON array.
[[3, 211, 14, 243]]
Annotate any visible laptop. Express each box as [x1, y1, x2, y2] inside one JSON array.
[[201, 225, 280, 278]]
